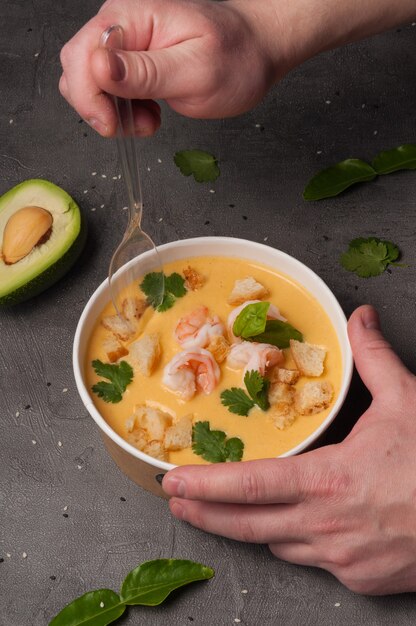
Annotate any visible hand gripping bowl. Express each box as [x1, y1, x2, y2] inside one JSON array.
[[73, 237, 353, 497]]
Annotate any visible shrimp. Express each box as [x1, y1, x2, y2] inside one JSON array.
[[227, 300, 286, 343], [227, 341, 284, 376], [174, 305, 225, 349], [163, 348, 221, 401]]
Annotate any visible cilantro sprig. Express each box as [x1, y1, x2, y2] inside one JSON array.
[[340, 237, 403, 278], [220, 370, 270, 416], [174, 150, 220, 183], [140, 271, 187, 312], [232, 302, 303, 348], [91, 359, 133, 403], [192, 421, 244, 463]]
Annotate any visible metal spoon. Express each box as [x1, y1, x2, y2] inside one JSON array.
[[100, 25, 164, 315]]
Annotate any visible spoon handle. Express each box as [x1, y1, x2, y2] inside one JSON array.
[[100, 25, 143, 230]]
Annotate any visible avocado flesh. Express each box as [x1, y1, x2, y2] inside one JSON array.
[[0, 179, 86, 305]]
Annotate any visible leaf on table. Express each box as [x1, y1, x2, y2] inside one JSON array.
[[340, 237, 402, 278], [49, 589, 125, 626], [372, 144, 416, 175], [174, 150, 220, 183], [303, 158, 377, 200], [192, 421, 244, 462], [120, 559, 214, 606], [91, 360, 133, 403]]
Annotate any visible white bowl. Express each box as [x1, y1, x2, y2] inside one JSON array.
[[73, 237, 353, 496]]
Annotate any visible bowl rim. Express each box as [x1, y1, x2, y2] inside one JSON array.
[[73, 235, 353, 472]]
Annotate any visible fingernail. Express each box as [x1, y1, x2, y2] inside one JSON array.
[[87, 117, 108, 135], [362, 307, 380, 330], [170, 500, 185, 520], [107, 49, 126, 82], [163, 475, 186, 497]]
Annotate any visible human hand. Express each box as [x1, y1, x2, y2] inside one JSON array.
[[59, 0, 287, 137], [163, 305, 416, 595]]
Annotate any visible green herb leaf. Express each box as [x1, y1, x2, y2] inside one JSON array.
[[220, 387, 255, 416], [49, 589, 125, 626], [340, 237, 401, 278], [303, 159, 377, 200], [120, 559, 214, 606], [91, 360, 133, 403], [244, 370, 270, 411], [233, 302, 270, 339], [174, 150, 220, 183], [192, 421, 244, 462], [140, 271, 186, 312], [251, 319, 303, 348], [372, 144, 416, 175]]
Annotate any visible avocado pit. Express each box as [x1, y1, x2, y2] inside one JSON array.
[[2, 205, 53, 265]]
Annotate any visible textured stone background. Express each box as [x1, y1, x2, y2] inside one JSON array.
[[0, 1, 415, 624]]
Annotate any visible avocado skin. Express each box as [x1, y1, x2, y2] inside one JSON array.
[[0, 193, 87, 307]]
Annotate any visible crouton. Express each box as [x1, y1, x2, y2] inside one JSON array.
[[295, 381, 333, 415], [101, 314, 136, 341], [227, 276, 269, 305], [164, 415, 193, 451], [268, 382, 295, 407], [121, 296, 147, 322], [130, 405, 172, 441], [206, 334, 230, 364], [290, 340, 327, 377], [143, 440, 168, 461], [128, 333, 161, 376], [126, 427, 148, 451], [183, 266, 205, 291], [269, 367, 300, 385], [268, 404, 298, 430], [103, 335, 129, 363]]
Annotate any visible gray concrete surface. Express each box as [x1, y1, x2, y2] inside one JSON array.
[[1, 1, 415, 624]]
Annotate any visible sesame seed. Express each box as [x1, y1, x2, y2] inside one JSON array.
[[92, 172, 97, 176], [234, 619, 241, 624], [255, 123, 261, 128], [373, 130, 378, 135], [62, 388, 68, 393], [77, 464, 82, 469], [100, 204, 105, 209], [6, 553, 11, 558], [9, 119, 13, 124], [32, 440, 36, 445], [112, 176, 118, 180], [83, 190, 88, 194], [264, 236, 268, 241], [122, 206, 128, 211], [34, 52, 39, 57], [147, 167, 151, 172], [22, 552, 27, 559], [58, 441, 62, 447], [412, 22, 416, 26], [15, 411, 20, 417], [334, 602, 341, 607], [100, 602, 105, 608], [361, 104, 366, 108], [101, 174, 107, 178], [316, 150, 322, 155], [63, 505, 68, 511], [91, 208, 96, 212], [241, 589, 248, 594], [157, 158, 162, 163], [118, 174, 121, 179], [158, 217, 163, 222]]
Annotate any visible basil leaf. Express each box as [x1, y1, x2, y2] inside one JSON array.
[[120, 559, 214, 606], [372, 144, 416, 175], [250, 319, 303, 348], [303, 159, 377, 200], [233, 302, 270, 339], [49, 589, 125, 626]]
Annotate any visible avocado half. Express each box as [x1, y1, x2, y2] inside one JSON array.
[[0, 179, 86, 306]]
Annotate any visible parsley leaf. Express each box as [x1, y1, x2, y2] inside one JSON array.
[[220, 370, 270, 415], [220, 388, 255, 416], [244, 370, 270, 411], [340, 237, 402, 278], [91, 360, 133, 403], [140, 271, 186, 312], [174, 150, 220, 183], [233, 302, 270, 339], [192, 421, 244, 463]]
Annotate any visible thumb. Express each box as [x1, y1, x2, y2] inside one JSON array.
[[91, 45, 203, 101], [347, 304, 411, 399]]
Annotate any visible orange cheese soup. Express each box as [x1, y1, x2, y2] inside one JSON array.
[[86, 256, 342, 464]]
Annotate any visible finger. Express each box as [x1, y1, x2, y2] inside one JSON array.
[[169, 498, 306, 544], [91, 43, 210, 101], [128, 99, 161, 136], [163, 456, 327, 504], [348, 305, 413, 399]]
